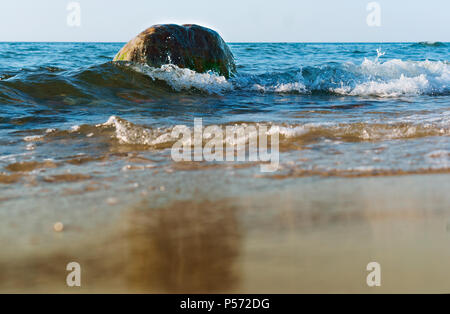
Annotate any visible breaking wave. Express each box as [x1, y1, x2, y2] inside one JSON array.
[[129, 50, 449, 97], [1, 49, 448, 99], [40, 115, 449, 148], [131, 63, 234, 95], [249, 58, 450, 97]]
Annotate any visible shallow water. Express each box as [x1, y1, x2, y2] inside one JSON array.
[[0, 42, 449, 176], [0, 42, 449, 292]]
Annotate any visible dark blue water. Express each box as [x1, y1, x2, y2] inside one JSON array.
[[0, 42, 449, 176]]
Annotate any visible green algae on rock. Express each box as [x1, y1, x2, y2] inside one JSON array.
[[113, 24, 236, 78]]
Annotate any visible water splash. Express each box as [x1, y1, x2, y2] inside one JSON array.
[[132, 64, 233, 95], [249, 50, 449, 97]]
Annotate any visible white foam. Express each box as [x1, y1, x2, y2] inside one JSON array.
[[126, 51, 449, 97], [23, 135, 43, 142], [70, 125, 80, 132], [334, 74, 430, 97], [132, 64, 233, 95], [102, 116, 178, 146], [99, 115, 449, 147], [254, 82, 307, 93], [333, 58, 449, 97], [268, 124, 309, 137], [252, 55, 449, 97]]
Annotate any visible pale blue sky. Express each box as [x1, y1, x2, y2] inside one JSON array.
[[0, 0, 448, 42]]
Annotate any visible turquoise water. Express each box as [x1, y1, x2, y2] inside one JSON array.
[[0, 42, 449, 178]]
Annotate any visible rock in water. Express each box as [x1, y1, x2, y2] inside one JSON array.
[[113, 24, 236, 78]]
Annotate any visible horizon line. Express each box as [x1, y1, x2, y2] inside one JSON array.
[[0, 41, 447, 44]]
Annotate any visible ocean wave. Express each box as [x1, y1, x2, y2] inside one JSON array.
[[1, 52, 449, 100], [252, 58, 450, 97], [252, 82, 307, 94], [50, 116, 449, 148], [411, 41, 447, 48], [131, 64, 233, 95], [100, 115, 178, 146], [117, 57, 450, 97], [333, 74, 430, 97]]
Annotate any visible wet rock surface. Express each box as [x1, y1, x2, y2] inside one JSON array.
[[113, 24, 236, 78]]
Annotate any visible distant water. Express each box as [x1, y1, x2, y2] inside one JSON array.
[[0, 42, 449, 180]]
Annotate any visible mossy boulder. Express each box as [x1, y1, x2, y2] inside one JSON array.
[[113, 24, 236, 78]]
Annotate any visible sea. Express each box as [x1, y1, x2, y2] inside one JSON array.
[[0, 42, 449, 293]]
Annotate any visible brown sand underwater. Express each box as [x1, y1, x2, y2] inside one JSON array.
[[1, 169, 449, 293]]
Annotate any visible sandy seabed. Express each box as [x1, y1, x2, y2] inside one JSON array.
[[1, 168, 449, 294]]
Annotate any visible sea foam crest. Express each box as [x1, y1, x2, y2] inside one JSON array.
[[132, 64, 233, 95], [334, 58, 449, 96], [126, 50, 449, 97], [98, 115, 449, 147], [252, 52, 449, 97], [333, 73, 431, 97], [324, 57, 449, 96], [101, 116, 178, 146]]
